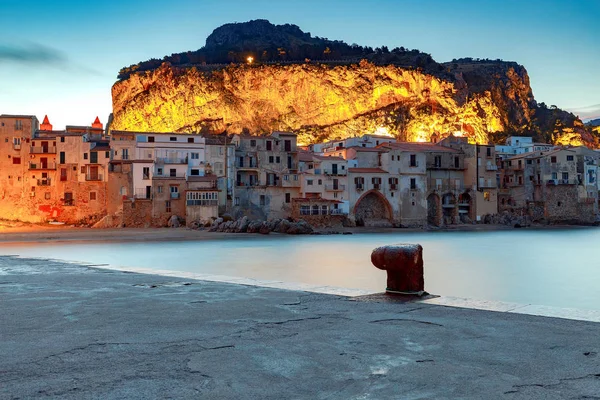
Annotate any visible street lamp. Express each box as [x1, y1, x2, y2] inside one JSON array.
[[246, 56, 254, 64]]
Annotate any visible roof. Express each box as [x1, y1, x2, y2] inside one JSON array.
[[187, 175, 218, 182], [379, 142, 460, 153], [0, 114, 37, 119], [109, 130, 193, 136], [347, 146, 385, 152], [292, 197, 342, 204], [298, 152, 313, 162], [506, 148, 574, 161], [348, 168, 388, 174], [272, 131, 297, 137]]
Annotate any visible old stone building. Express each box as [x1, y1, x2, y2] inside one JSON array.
[[230, 132, 301, 220], [0, 115, 109, 224], [438, 135, 498, 222]]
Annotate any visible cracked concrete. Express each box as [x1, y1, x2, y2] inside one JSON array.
[[0, 256, 599, 399]]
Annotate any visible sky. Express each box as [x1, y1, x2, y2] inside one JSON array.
[[0, 0, 599, 129]]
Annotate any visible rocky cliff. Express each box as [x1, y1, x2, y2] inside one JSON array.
[[111, 20, 597, 146]]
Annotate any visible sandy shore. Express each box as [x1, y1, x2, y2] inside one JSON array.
[[0, 221, 594, 244]]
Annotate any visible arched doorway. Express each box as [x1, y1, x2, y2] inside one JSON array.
[[458, 192, 472, 222], [442, 193, 456, 224], [427, 193, 440, 226], [354, 190, 393, 227]]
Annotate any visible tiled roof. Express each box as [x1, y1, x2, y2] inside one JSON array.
[[346, 146, 385, 152], [379, 142, 460, 153], [348, 168, 388, 173]]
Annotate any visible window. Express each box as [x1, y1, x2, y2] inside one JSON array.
[[170, 137, 177, 142], [148, 136, 154, 143], [454, 156, 460, 168], [188, 137, 194, 143], [15, 120, 22, 130], [284, 140, 291, 152], [64, 192, 73, 206], [45, 192, 51, 200], [165, 201, 171, 213], [90, 192, 97, 201], [170, 186, 179, 193], [321, 205, 328, 215], [410, 154, 417, 167], [276, 156, 280, 163], [307, 179, 313, 186], [551, 156, 557, 163], [300, 205, 310, 215], [552, 172, 558, 180], [81, 166, 86, 174], [191, 153, 199, 159], [156, 167, 163, 176], [410, 178, 416, 190], [169, 169, 176, 177], [285, 193, 291, 203], [235, 197, 240, 206], [12, 157, 20, 165], [526, 159, 532, 165], [334, 192, 338, 198], [105, 151, 110, 158], [250, 140, 256, 147], [562, 172, 569, 181], [60, 168, 67, 182], [83, 153, 88, 160], [190, 169, 200, 176], [372, 177, 382, 189], [157, 186, 163, 194], [60, 137, 65, 143], [266, 141, 272, 151], [284, 175, 289, 181], [486, 147, 492, 157], [293, 175, 298, 181], [434, 155, 441, 168], [260, 195, 266, 206], [391, 155, 395, 161], [318, 179, 322, 185], [269, 156, 274, 163], [567, 155, 574, 161], [143, 167, 150, 179], [312, 205, 319, 215]]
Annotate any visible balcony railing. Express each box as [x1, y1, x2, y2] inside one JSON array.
[[486, 165, 498, 171], [236, 181, 261, 187], [134, 188, 152, 200], [13, 143, 21, 151], [29, 162, 56, 170], [30, 146, 56, 154], [330, 209, 348, 215], [63, 199, 74, 206], [170, 192, 180, 199], [236, 161, 258, 169], [154, 172, 186, 179], [324, 184, 345, 191], [430, 181, 464, 191], [355, 184, 364, 191], [156, 157, 188, 164], [37, 179, 51, 186], [186, 199, 218, 207], [86, 174, 103, 182]]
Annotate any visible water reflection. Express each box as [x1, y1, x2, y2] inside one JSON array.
[[1, 229, 599, 310]]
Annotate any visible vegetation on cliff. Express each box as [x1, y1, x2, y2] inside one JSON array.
[[112, 20, 597, 147]]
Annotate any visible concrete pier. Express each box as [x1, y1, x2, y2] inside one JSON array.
[[1, 256, 599, 399]]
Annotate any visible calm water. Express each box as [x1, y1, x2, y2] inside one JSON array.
[[1, 229, 599, 311]]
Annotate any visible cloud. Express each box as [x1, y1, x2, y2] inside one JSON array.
[[566, 104, 600, 121], [0, 42, 103, 76], [0, 43, 67, 65]]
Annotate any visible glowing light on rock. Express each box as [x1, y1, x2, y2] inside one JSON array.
[[372, 126, 393, 137], [246, 56, 254, 64]]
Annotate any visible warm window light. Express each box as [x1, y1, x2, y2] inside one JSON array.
[[247, 56, 254, 64]]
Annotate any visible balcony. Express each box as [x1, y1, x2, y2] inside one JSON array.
[[13, 143, 21, 151], [156, 157, 188, 164], [187, 199, 218, 207], [29, 162, 56, 170], [322, 170, 345, 176], [37, 179, 51, 186], [330, 209, 348, 215], [30, 146, 56, 154], [85, 174, 104, 182], [390, 184, 398, 191], [170, 192, 180, 199], [236, 181, 261, 187], [355, 184, 364, 191], [486, 165, 498, 171], [134, 188, 152, 200], [325, 184, 345, 192], [154, 172, 186, 179], [236, 160, 259, 169], [63, 199, 74, 206]]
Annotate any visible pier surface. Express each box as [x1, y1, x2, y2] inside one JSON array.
[[1, 256, 599, 399]]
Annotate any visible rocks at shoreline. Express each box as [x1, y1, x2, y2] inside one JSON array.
[[200, 216, 314, 235], [482, 211, 531, 228]]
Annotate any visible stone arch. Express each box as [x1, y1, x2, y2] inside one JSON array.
[[353, 190, 393, 227], [442, 192, 457, 224], [458, 192, 473, 222], [427, 193, 441, 226]]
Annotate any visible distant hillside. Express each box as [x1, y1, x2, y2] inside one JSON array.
[[112, 20, 599, 147], [585, 118, 600, 127]]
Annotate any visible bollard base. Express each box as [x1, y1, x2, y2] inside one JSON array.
[[385, 289, 429, 297]]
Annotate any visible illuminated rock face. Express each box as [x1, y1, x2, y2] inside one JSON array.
[[110, 61, 589, 146]]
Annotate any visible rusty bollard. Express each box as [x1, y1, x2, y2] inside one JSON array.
[[371, 244, 425, 296]]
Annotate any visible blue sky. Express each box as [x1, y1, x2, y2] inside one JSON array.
[[0, 0, 598, 128]]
